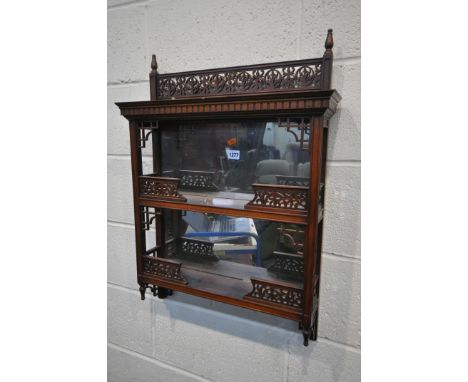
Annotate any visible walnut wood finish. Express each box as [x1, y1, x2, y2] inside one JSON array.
[[244, 278, 304, 309], [116, 29, 340, 346], [244, 184, 309, 215], [142, 255, 187, 285], [117, 89, 340, 120], [139, 175, 187, 201]]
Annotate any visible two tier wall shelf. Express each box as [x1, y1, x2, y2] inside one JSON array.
[[116, 29, 341, 346]]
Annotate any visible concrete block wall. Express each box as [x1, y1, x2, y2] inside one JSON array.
[[108, 1, 360, 381]]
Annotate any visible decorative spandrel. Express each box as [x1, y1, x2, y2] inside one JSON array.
[[141, 206, 159, 231], [278, 118, 310, 150], [136, 121, 159, 149]]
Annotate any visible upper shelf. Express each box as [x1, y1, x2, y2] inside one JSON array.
[[138, 176, 324, 225], [139, 197, 323, 225]]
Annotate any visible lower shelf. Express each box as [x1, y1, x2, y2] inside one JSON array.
[[140, 256, 304, 320]]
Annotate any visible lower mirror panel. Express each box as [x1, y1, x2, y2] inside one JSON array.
[[143, 208, 306, 304]]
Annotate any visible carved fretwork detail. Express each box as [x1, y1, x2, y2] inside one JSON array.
[[142, 207, 160, 231], [244, 278, 303, 309], [179, 170, 218, 191], [139, 176, 187, 202], [179, 238, 218, 261], [142, 256, 187, 284], [276, 176, 309, 187], [245, 184, 308, 215], [277, 224, 305, 255], [157, 60, 322, 99], [268, 251, 304, 275], [278, 118, 310, 150]]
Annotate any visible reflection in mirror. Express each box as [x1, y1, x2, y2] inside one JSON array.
[[159, 119, 311, 194], [160, 210, 305, 283]]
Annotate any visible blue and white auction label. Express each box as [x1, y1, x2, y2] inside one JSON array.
[[225, 148, 240, 160]]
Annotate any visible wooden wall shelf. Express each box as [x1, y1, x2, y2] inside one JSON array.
[[116, 29, 341, 346]]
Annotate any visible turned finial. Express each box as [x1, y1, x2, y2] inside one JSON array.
[[325, 29, 334, 51], [151, 54, 158, 72]]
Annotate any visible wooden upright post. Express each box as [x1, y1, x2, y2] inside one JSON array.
[[321, 29, 334, 90], [129, 122, 147, 299], [150, 54, 158, 101]]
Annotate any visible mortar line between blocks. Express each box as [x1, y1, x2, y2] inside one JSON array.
[[107, 80, 149, 88], [108, 220, 155, 233], [107, 153, 152, 159], [318, 337, 361, 353], [322, 252, 361, 263], [107, 220, 134, 228], [108, 342, 214, 382], [327, 160, 361, 167], [108, 281, 140, 295], [334, 56, 361, 64], [108, 0, 150, 11]]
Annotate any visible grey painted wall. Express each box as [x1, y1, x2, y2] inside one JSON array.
[[108, 1, 360, 381]]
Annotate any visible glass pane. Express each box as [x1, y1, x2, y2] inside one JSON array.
[[159, 119, 311, 197], [159, 209, 305, 299]]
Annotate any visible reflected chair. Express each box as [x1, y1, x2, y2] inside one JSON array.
[[255, 159, 293, 184]]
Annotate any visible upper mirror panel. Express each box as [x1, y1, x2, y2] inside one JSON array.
[[159, 119, 311, 195]]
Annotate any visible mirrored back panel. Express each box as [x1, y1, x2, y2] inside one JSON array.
[[141, 207, 306, 307], [158, 119, 311, 194], [150, 209, 306, 288]]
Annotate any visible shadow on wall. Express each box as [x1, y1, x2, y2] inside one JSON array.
[[327, 60, 361, 160], [164, 290, 297, 338], [151, 291, 295, 357]]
